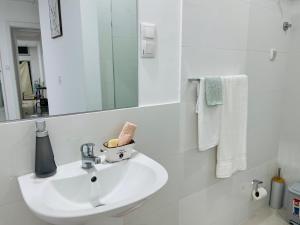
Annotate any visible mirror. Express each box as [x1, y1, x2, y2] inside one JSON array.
[[0, 0, 138, 122]]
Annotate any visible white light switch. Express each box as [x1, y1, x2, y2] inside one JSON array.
[[141, 23, 156, 39], [140, 22, 157, 58], [141, 40, 155, 58]]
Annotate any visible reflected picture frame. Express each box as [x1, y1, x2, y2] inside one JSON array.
[[48, 0, 63, 39]]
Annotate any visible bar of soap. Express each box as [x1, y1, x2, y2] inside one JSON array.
[[107, 138, 119, 148], [118, 122, 137, 146]]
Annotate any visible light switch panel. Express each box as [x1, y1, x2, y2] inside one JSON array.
[[140, 22, 157, 58], [141, 23, 156, 39], [141, 40, 155, 58]]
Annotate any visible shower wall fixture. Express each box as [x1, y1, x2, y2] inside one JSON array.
[[283, 21, 292, 31]]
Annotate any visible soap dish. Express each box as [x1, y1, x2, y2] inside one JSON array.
[[101, 140, 135, 163]]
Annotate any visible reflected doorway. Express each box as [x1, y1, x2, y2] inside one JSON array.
[[11, 28, 48, 119]]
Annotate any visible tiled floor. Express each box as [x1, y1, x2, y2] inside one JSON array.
[[241, 208, 289, 225]]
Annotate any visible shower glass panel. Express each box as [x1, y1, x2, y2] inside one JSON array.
[[0, 80, 6, 122], [98, 0, 138, 110], [111, 0, 138, 109]]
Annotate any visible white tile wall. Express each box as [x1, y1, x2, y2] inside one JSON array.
[[138, 0, 181, 106], [180, 0, 290, 225], [182, 0, 250, 50], [180, 159, 277, 225], [247, 0, 291, 53], [278, 1, 300, 186]]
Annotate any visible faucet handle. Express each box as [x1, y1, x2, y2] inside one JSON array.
[[81, 143, 95, 157]]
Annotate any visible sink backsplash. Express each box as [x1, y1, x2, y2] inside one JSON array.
[[0, 103, 179, 174]]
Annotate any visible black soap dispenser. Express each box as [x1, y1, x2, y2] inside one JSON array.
[[35, 120, 57, 178]]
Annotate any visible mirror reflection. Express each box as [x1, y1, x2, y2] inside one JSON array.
[[0, 0, 138, 122]]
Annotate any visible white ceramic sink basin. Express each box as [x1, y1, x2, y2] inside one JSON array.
[[18, 152, 168, 225]]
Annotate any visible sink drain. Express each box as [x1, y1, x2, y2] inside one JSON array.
[[94, 203, 105, 207]]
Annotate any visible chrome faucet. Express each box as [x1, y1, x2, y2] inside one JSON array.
[[80, 143, 101, 169]]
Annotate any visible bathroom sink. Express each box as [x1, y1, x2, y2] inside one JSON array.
[[18, 152, 168, 225]]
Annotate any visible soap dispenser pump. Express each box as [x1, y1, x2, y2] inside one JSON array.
[[35, 120, 57, 178]]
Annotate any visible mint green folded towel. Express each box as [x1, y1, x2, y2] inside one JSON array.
[[205, 77, 223, 106]]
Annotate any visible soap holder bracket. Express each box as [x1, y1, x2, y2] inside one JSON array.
[[252, 179, 263, 193], [101, 140, 135, 163]]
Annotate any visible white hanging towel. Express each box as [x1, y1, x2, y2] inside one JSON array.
[[196, 79, 221, 151], [216, 75, 248, 178]]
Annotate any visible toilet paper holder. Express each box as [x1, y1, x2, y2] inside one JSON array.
[[252, 179, 263, 195]]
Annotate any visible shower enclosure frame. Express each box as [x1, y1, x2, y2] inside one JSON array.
[[0, 53, 8, 121]]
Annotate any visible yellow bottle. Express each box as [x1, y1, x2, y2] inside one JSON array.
[[270, 168, 285, 209]]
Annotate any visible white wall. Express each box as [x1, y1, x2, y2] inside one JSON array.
[[138, 0, 181, 106], [38, 0, 91, 116], [278, 0, 300, 184], [0, 0, 40, 120], [246, 0, 290, 168], [179, 0, 291, 224]]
